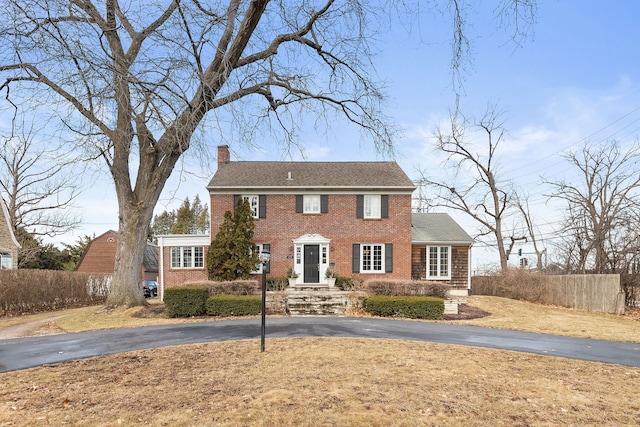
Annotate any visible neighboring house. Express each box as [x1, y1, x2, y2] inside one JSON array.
[[76, 230, 158, 281], [0, 198, 20, 269], [158, 145, 474, 295]]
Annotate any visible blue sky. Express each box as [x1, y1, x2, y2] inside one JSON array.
[[45, 1, 640, 271]]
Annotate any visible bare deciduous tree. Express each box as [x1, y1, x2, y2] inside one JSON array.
[[0, 118, 81, 263], [0, 1, 536, 306], [545, 140, 640, 273], [420, 108, 526, 272]]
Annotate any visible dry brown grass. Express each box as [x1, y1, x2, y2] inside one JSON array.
[[1, 296, 640, 426], [455, 296, 640, 342], [1, 338, 639, 426]]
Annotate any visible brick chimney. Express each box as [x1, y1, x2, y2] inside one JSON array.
[[217, 145, 230, 168]]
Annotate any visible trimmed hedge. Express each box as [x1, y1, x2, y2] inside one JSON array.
[[164, 285, 209, 317], [183, 280, 260, 295], [363, 295, 444, 319], [364, 279, 449, 298], [206, 294, 262, 317]]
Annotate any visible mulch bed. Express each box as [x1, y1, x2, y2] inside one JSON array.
[[442, 304, 491, 320]]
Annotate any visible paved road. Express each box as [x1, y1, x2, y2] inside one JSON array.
[[1, 317, 639, 372]]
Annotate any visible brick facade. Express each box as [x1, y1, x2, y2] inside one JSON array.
[[211, 193, 413, 281]]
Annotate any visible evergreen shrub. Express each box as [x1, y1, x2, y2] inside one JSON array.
[[164, 285, 209, 317], [206, 294, 261, 316], [363, 295, 444, 319]]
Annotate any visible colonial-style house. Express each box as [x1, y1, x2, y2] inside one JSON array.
[[157, 146, 473, 298], [0, 197, 20, 269], [76, 230, 159, 281]]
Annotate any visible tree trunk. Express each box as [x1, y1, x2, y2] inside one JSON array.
[[105, 203, 155, 307]]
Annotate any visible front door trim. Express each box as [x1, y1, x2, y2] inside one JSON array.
[[292, 234, 331, 284]]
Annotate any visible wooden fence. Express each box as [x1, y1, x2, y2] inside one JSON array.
[[543, 274, 624, 314], [471, 273, 625, 314]]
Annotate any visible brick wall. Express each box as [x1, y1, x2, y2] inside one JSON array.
[[160, 246, 208, 288], [210, 193, 413, 280]]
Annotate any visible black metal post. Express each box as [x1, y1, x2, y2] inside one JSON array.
[[261, 263, 267, 352]]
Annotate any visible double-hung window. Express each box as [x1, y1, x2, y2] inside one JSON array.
[[364, 195, 381, 219], [171, 246, 204, 268], [356, 195, 388, 219], [427, 246, 450, 279], [242, 195, 260, 218], [296, 195, 327, 214], [303, 195, 321, 213]]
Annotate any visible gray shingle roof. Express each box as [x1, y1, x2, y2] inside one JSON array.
[[412, 213, 474, 245], [207, 161, 415, 191]]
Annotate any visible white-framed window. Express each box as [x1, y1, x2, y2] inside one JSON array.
[[427, 246, 450, 279], [361, 244, 384, 272], [241, 195, 260, 218], [0, 253, 12, 269], [364, 195, 381, 219], [171, 246, 204, 268], [303, 195, 321, 213]]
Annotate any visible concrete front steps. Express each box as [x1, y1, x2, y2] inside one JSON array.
[[286, 286, 351, 316]]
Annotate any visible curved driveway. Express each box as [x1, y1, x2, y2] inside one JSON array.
[[1, 317, 639, 372]]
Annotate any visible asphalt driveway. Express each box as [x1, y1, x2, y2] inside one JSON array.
[[1, 316, 639, 372]]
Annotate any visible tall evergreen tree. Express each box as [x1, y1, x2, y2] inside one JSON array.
[[207, 198, 259, 281], [171, 198, 192, 234], [149, 210, 176, 240], [61, 235, 93, 271], [191, 195, 210, 235], [148, 195, 209, 241]]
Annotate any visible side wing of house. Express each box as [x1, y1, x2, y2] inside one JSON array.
[[411, 213, 474, 295], [156, 234, 211, 298], [0, 198, 20, 269]]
